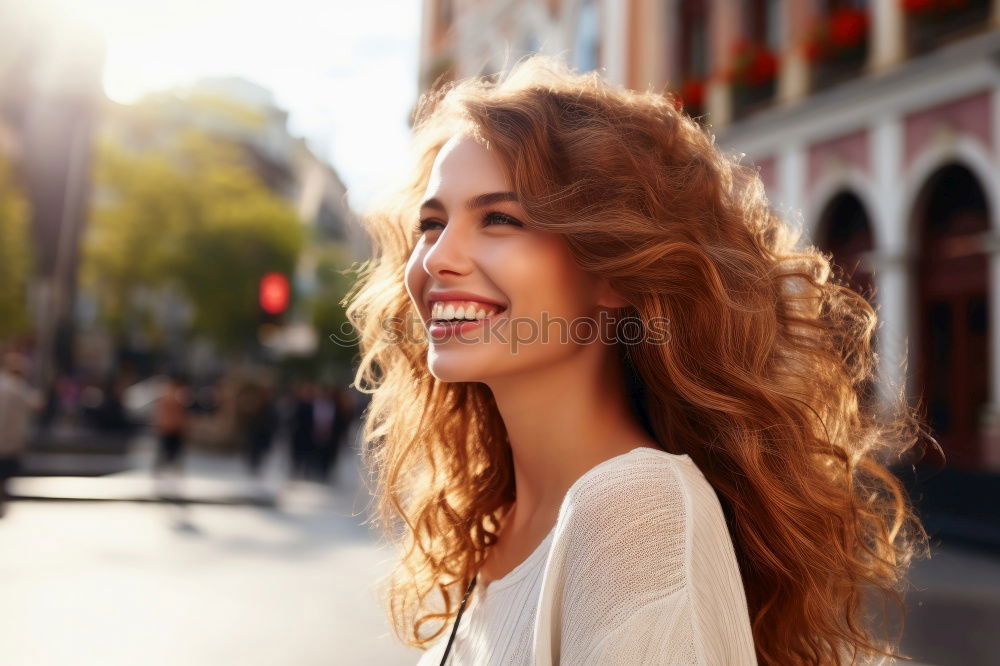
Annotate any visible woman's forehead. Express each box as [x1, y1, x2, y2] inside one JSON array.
[[423, 134, 508, 200]]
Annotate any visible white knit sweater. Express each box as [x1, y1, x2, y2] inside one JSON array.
[[416, 446, 758, 665]]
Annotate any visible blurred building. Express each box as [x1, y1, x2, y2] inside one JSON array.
[[420, 0, 1000, 477], [179, 77, 366, 361], [79, 76, 365, 380], [0, 1, 106, 387], [110, 76, 363, 254]]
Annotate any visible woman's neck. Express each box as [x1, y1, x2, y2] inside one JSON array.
[[485, 343, 654, 535]]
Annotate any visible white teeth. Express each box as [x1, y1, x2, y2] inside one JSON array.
[[430, 301, 503, 321]]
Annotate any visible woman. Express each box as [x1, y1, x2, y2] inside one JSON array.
[[346, 55, 932, 665]]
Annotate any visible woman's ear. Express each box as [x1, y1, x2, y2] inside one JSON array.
[[595, 279, 628, 309]]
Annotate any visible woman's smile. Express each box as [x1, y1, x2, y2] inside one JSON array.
[[425, 290, 510, 341], [404, 133, 610, 381]]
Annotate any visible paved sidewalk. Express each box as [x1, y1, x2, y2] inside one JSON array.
[[0, 468, 419, 665], [5, 431, 988, 664], [10, 432, 338, 508]]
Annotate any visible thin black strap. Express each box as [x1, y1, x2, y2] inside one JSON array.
[[439, 576, 478, 666]]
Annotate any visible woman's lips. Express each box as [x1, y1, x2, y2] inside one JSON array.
[[428, 306, 507, 340]]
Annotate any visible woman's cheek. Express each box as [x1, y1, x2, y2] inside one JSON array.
[[404, 250, 427, 311]]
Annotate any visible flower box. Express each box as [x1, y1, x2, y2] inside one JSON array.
[[726, 39, 779, 119], [805, 7, 870, 91]]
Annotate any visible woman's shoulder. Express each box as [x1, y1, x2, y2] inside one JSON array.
[[535, 446, 755, 665], [558, 446, 701, 521], [552, 445, 734, 578]]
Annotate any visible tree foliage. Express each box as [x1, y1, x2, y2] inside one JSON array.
[[311, 243, 362, 369], [83, 128, 304, 349], [0, 158, 31, 341]]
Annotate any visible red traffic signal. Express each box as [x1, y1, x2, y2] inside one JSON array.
[[259, 272, 290, 315]]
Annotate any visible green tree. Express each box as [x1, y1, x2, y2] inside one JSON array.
[[83, 129, 304, 350], [311, 243, 362, 366], [0, 159, 31, 341]]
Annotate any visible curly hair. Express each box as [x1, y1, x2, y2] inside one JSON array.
[[344, 54, 933, 665]]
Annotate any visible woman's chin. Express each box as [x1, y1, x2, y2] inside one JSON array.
[[427, 356, 491, 384]]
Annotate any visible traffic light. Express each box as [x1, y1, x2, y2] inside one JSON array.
[[258, 272, 290, 343]]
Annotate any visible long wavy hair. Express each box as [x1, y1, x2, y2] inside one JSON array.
[[345, 54, 933, 665]]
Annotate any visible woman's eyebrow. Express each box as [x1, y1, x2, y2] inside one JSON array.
[[420, 191, 518, 212]]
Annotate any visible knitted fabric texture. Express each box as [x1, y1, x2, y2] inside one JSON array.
[[416, 447, 758, 665]]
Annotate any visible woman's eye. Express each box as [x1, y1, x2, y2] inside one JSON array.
[[414, 212, 524, 234], [415, 219, 444, 233], [484, 211, 524, 227]]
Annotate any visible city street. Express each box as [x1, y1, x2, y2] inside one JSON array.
[[1, 433, 999, 665], [3, 2, 999, 666], [0, 437, 423, 666]]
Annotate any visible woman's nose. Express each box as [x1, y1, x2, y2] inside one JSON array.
[[422, 222, 475, 278]]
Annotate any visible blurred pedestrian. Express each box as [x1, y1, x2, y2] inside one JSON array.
[[244, 384, 278, 477], [153, 374, 189, 477], [290, 381, 315, 479], [312, 385, 337, 482], [0, 353, 43, 518], [321, 386, 355, 484]]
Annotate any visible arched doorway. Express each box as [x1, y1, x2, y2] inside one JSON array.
[[816, 190, 876, 300], [913, 163, 990, 469], [815, 190, 878, 409]]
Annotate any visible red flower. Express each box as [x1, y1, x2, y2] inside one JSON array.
[[803, 7, 869, 63], [728, 40, 780, 87], [748, 50, 778, 85], [830, 8, 868, 48], [680, 78, 705, 108]]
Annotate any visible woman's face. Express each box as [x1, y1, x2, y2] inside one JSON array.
[[404, 134, 616, 383]]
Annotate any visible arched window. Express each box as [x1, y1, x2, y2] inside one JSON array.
[[913, 163, 990, 469]]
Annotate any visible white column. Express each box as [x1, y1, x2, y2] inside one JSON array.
[[870, 117, 911, 413], [871, 0, 906, 73], [871, 252, 914, 410], [777, 143, 805, 233], [601, 0, 629, 87], [777, 0, 810, 105]]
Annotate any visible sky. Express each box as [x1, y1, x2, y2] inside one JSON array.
[[53, 0, 421, 212]]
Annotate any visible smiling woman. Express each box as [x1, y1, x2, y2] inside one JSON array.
[[404, 134, 625, 380], [345, 54, 932, 666]]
